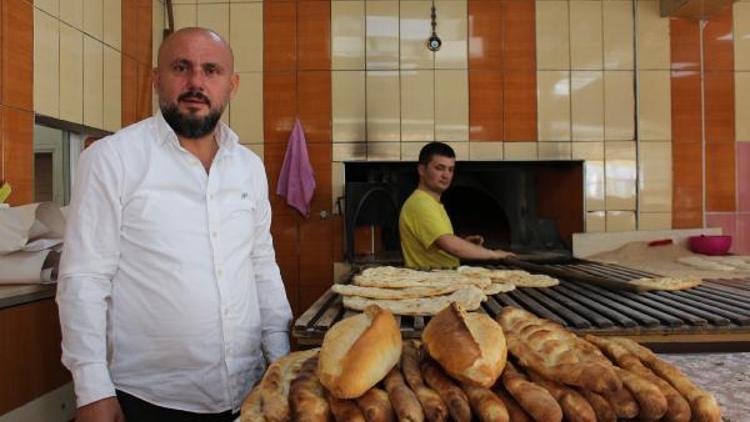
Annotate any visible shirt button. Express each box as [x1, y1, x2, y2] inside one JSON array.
[[217, 268, 224, 276], [211, 231, 217, 238]]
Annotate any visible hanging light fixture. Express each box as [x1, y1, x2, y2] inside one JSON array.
[[426, 3, 442, 52]]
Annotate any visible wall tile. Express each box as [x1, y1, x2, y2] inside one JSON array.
[[606, 211, 636, 232], [230, 72, 263, 145], [637, 0, 670, 70], [671, 71, 703, 228], [504, 70, 537, 141], [366, 70, 401, 142], [604, 71, 634, 141], [639, 142, 672, 213], [570, 1, 602, 70], [332, 70, 366, 143], [603, 0, 633, 70], [571, 71, 604, 141], [537, 70, 571, 141], [3, 0, 34, 112], [1, 108, 34, 205], [60, 0, 83, 30], [705, 213, 736, 241], [735, 2, 750, 71], [401, 70, 435, 142], [706, 142, 736, 212], [435, 70, 469, 141], [468, 141, 503, 161], [197, 3, 229, 41], [366, 1, 399, 70], [705, 71, 736, 213], [60, 24, 84, 124], [400, 1, 434, 70], [230, 3, 263, 72], [121, 55, 138, 127], [639, 213, 672, 230], [83, 36, 104, 130], [297, 1, 331, 71], [401, 141, 429, 161], [153, 0, 163, 67], [469, 70, 503, 141], [367, 142, 401, 161], [468, 0, 503, 70], [103, 46, 122, 132], [434, 0, 467, 69], [332, 162, 344, 212], [503, 0, 535, 71], [735, 214, 750, 254], [572, 141, 605, 211], [504, 142, 538, 160], [704, 6, 734, 72], [332, 1, 366, 70], [264, 2, 296, 71], [538, 142, 572, 160], [103, 0, 122, 50], [736, 72, 750, 141], [670, 17, 700, 71], [586, 211, 606, 233], [297, 71, 332, 143], [172, 4, 197, 30], [34, 9, 60, 118], [35, 0, 59, 17], [333, 143, 367, 162], [638, 70, 671, 141], [536, 1, 569, 70], [605, 141, 636, 210], [263, 72, 296, 144], [738, 142, 750, 212], [83, 0, 103, 40], [135, 62, 152, 121], [445, 141, 469, 161]]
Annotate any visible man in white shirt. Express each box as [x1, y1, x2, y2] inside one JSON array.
[[57, 27, 292, 422]]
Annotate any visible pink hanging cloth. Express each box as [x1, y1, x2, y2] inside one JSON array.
[[276, 118, 316, 217]]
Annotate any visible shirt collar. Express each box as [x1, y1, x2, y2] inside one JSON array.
[[154, 110, 239, 152]]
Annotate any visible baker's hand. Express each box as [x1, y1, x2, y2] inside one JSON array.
[[492, 249, 515, 259], [76, 397, 126, 422], [464, 235, 485, 246]]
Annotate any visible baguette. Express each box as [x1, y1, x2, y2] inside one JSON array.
[[579, 390, 616, 422], [615, 366, 667, 421], [500, 362, 562, 422], [462, 384, 509, 422], [289, 356, 332, 422], [328, 395, 366, 422], [585, 335, 691, 422], [421, 359, 472, 422], [526, 370, 597, 422], [600, 382, 639, 418], [254, 349, 319, 421], [401, 341, 448, 422], [493, 388, 532, 422], [356, 387, 396, 422], [383, 367, 425, 422]]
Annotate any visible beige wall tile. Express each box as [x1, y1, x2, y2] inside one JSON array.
[[639, 142, 672, 213], [434, 0, 467, 69], [36, 0, 59, 17], [573, 141, 605, 211], [333, 71, 367, 142], [332, 162, 345, 212], [638, 70, 671, 141], [103, 45, 122, 132], [366, 1, 400, 70], [445, 141, 469, 160], [435, 70, 468, 141], [230, 3, 262, 72], [230, 72, 263, 144], [153, 0, 165, 65], [368, 142, 401, 161], [333, 143, 367, 162], [605, 141, 636, 210], [367, 71, 401, 142], [332, 1, 366, 70], [60, 24, 84, 124], [83, 36, 104, 129], [469, 142, 503, 161], [571, 71, 604, 141], [34, 9, 60, 118], [536, 1, 570, 70], [636, 0, 670, 70], [60, 0, 83, 29], [504, 142, 538, 160], [245, 144, 264, 162], [401, 70, 435, 141], [173, 0, 197, 4], [197, 3, 229, 41], [173, 4, 198, 30], [736, 72, 750, 141], [538, 142, 572, 160], [604, 71, 635, 141], [400, 1, 434, 70], [736, 3, 750, 71], [606, 210, 636, 232], [639, 213, 672, 230], [103, 0, 121, 50], [401, 141, 429, 161], [603, 0, 634, 70], [537, 71, 571, 141], [570, 1, 602, 70], [586, 211, 606, 233], [198, 0, 223, 3], [83, 0, 103, 40]]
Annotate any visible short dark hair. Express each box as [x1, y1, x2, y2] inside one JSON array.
[[418, 142, 455, 165]]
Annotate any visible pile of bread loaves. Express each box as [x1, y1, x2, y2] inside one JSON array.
[[333, 266, 559, 316], [241, 304, 721, 422]]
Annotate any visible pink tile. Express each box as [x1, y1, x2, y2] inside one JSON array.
[[705, 213, 738, 253], [736, 214, 750, 255], [738, 143, 750, 212]]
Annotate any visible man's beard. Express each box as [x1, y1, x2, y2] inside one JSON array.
[[160, 93, 224, 139]]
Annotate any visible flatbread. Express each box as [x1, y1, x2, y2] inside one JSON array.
[[677, 256, 735, 271], [628, 276, 702, 291], [332, 283, 462, 299], [458, 266, 559, 288], [353, 270, 492, 290], [342, 286, 486, 316], [482, 282, 516, 295]]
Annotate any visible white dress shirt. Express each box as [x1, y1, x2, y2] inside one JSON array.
[[57, 114, 293, 413]]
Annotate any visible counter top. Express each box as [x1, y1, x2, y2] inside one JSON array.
[[0, 284, 56, 309]]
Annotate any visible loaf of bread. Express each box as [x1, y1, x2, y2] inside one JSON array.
[[615, 366, 667, 421], [600, 380, 639, 418], [421, 359, 472, 422], [501, 361, 562, 422], [383, 367, 424, 422], [318, 305, 402, 399], [579, 390, 616, 422], [526, 369, 597, 422], [401, 340, 449, 422], [498, 307, 621, 393], [493, 388, 531, 422], [356, 387, 396, 422], [328, 395, 366, 422], [462, 383, 509, 422], [422, 303, 507, 387], [289, 356, 332, 422]]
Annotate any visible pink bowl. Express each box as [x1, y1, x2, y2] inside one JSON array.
[[688, 235, 732, 256]]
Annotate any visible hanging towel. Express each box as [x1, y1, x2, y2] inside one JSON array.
[[276, 118, 316, 217]]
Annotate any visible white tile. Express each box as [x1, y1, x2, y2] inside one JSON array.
[[60, 24, 84, 124], [332, 71, 367, 143], [229, 72, 263, 144], [103, 46, 122, 132], [332, 1, 366, 70], [435, 70, 468, 141], [83, 36, 104, 129], [230, 3, 263, 72], [34, 9, 60, 118]]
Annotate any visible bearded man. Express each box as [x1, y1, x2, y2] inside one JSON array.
[[57, 28, 292, 422]]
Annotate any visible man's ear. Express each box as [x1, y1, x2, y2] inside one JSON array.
[[417, 163, 425, 178], [229, 72, 240, 99]]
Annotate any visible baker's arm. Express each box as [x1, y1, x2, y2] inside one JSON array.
[[56, 141, 122, 408], [435, 234, 514, 260]]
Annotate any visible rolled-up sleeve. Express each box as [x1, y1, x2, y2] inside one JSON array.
[[56, 141, 122, 407], [251, 166, 292, 363]]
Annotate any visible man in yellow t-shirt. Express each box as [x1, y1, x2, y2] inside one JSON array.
[[399, 142, 514, 269]]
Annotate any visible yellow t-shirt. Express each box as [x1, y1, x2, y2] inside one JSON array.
[[399, 189, 460, 269]]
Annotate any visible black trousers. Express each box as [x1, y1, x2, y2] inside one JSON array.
[[116, 390, 238, 422]]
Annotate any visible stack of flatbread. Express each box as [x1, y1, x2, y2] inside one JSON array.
[[678, 255, 750, 272], [333, 266, 560, 316]]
